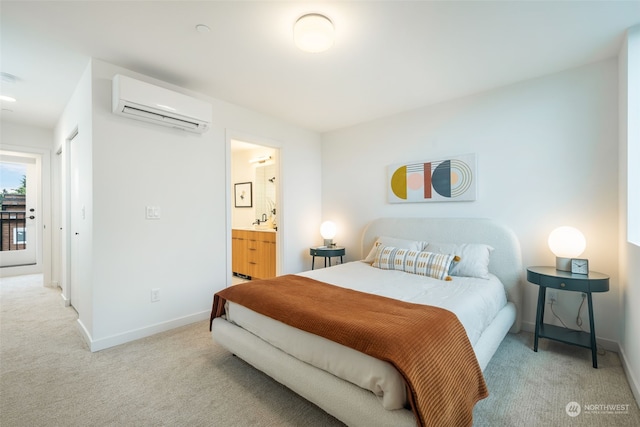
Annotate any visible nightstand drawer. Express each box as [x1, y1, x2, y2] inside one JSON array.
[[310, 247, 345, 257], [539, 275, 586, 292]]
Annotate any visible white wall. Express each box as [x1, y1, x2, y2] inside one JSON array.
[[54, 59, 321, 350], [54, 62, 94, 332], [322, 60, 620, 345], [0, 121, 53, 283], [619, 25, 640, 405]]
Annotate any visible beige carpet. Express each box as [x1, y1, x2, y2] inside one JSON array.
[[1, 274, 639, 427]]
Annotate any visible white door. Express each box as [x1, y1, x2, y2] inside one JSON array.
[[0, 153, 38, 267], [69, 132, 81, 313]]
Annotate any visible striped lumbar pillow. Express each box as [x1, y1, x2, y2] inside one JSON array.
[[373, 246, 459, 281], [372, 246, 417, 271]]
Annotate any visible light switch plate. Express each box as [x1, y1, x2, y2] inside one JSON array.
[[145, 206, 161, 219]]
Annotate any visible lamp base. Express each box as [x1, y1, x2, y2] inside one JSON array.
[[555, 257, 571, 272], [323, 239, 335, 247]]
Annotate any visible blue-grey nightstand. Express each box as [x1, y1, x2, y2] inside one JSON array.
[[527, 266, 609, 368], [310, 246, 345, 270]]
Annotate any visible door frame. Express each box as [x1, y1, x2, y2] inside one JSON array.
[[225, 130, 283, 287], [0, 144, 51, 284], [57, 127, 79, 307], [0, 154, 37, 266]]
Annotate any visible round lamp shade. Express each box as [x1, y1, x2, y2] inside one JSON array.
[[320, 221, 337, 240], [548, 226, 586, 258]]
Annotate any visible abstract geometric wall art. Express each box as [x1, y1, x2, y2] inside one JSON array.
[[388, 154, 476, 203]]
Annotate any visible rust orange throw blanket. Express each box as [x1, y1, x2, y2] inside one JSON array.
[[210, 275, 488, 427]]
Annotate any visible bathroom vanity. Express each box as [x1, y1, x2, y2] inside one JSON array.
[[232, 229, 276, 280]]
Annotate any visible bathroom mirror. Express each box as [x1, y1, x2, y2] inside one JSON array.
[[254, 164, 276, 226]]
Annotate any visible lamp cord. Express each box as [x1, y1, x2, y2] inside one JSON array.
[[549, 296, 606, 356], [576, 294, 585, 328], [549, 300, 571, 329]]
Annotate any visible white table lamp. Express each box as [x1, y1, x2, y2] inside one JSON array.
[[320, 221, 337, 247], [548, 226, 586, 271]]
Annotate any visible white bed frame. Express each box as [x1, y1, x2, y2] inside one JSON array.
[[212, 218, 523, 426]]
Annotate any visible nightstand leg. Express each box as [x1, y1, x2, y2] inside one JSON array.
[[312, 256, 315, 270], [587, 292, 598, 368], [534, 287, 546, 352]]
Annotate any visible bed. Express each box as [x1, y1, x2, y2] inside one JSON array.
[[211, 217, 522, 426]]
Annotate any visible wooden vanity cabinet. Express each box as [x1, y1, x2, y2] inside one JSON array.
[[232, 229, 276, 280]]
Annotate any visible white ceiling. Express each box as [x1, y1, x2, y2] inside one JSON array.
[[2, 1, 640, 133]]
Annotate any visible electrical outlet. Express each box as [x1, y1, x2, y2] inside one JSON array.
[[151, 288, 160, 302], [547, 289, 558, 303]]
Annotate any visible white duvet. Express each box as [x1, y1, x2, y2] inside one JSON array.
[[224, 261, 507, 410]]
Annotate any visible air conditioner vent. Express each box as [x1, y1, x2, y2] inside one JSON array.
[[112, 74, 211, 133]]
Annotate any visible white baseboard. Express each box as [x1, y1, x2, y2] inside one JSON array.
[[60, 292, 70, 307], [618, 345, 640, 408], [520, 320, 535, 333], [76, 318, 92, 350], [0, 264, 41, 278], [79, 311, 210, 352]]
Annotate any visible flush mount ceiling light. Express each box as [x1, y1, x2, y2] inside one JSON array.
[[1, 72, 17, 83], [1, 72, 18, 103], [294, 13, 334, 53], [195, 24, 211, 34]]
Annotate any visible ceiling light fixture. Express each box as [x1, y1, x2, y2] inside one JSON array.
[[195, 24, 211, 34], [0, 72, 18, 84], [294, 13, 334, 53]]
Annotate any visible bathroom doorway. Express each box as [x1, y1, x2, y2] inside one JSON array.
[[230, 138, 280, 285]]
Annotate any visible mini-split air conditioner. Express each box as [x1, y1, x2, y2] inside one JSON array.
[[112, 74, 211, 133]]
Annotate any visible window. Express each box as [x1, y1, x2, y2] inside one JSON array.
[[13, 227, 26, 245]]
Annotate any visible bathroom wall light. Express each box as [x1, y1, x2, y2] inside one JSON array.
[[320, 221, 337, 247], [548, 226, 586, 271], [249, 155, 272, 164], [294, 13, 334, 53]]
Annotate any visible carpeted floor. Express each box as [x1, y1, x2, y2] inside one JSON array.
[[1, 274, 639, 426]]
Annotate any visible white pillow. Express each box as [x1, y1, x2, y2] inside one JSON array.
[[364, 236, 426, 263], [424, 242, 494, 279]]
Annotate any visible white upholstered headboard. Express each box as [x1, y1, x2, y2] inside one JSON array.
[[362, 217, 523, 332]]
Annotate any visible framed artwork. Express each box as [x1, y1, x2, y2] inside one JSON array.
[[234, 182, 253, 208], [387, 154, 476, 203]]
